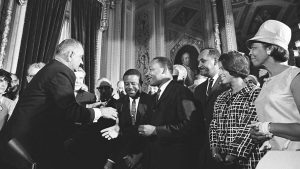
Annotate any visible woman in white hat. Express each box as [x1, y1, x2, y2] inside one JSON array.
[[247, 20, 300, 151]]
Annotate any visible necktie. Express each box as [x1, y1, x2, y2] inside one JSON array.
[[155, 89, 161, 103], [130, 99, 137, 125], [206, 78, 214, 96]]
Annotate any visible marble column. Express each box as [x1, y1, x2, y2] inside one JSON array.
[[202, 0, 214, 48], [0, 0, 15, 69], [211, 0, 221, 52], [221, 0, 237, 52], [96, 0, 110, 88]]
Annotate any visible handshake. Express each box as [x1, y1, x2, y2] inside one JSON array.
[[93, 107, 118, 121], [93, 107, 120, 140]]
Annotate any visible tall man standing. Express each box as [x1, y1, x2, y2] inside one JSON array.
[[0, 39, 117, 169], [138, 57, 197, 169], [194, 48, 229, 169]]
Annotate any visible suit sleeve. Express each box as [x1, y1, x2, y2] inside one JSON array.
[[155, 87, 196, 138], [48, 71, 94, 124]]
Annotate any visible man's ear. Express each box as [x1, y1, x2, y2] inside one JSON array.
[[67, 51, 73, 62], [162, 66, 169, 74], [266, 48, 271, 55], [213, 58, 218, 66]]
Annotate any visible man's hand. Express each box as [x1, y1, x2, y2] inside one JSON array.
[[138, 125, 156, 136], [103, 160, 114, 169], [100, 107, 118, 120], [101, 123, 120, 140]]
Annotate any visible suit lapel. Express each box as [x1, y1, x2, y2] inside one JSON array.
[[122, 96, 131, 123], [157, 81, 174, 105], [211, 76, 222, 94], [136, 93, 145, 123], [202, 79, 209, 102]]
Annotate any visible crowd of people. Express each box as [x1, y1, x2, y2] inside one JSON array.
[[0, 19, 299, 169]]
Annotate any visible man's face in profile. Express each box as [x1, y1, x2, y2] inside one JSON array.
[[117, 81, 125, 94], [11, 74, 19, 88], [198, 50, 217, 78], [70, 47, 84, 71], [74, 71, 85, 91]]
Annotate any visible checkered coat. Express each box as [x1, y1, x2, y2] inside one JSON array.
[[209, 83, 265, 169]]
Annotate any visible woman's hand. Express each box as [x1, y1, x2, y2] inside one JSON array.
[[211, 147, 223, 163], [248, 122, 272, 143]]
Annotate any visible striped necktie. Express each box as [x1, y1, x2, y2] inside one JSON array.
[[130, 99, 137, 125], [206, 78, 214, 96]]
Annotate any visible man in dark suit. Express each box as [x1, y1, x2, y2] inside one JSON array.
[[138, 57, 197, 169], [194, 48, 229, 169], [102, 69, 153, 169], [65, 77, 118, 169], [0, 39, 117, 169]]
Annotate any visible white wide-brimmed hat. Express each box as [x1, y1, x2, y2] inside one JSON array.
[[247, 20, 291, 51]]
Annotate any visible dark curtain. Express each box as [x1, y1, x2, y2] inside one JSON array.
[[16, 0, 68, 91], [71, 0, 101, 93]]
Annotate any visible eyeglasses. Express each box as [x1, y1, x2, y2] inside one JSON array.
[[96, 86, 111, 90]]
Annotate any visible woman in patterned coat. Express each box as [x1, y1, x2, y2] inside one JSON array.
[[209, 51, 264, 169]]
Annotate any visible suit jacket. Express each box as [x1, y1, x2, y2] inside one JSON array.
[[194, 76, 229, 130], [63, 96, 118, 169], [144, 81, 196, 169], [75, 90, 96, 107], [0, 60, 95, 169], [116, 92, 153, 158], [193, 76, 229, 169]]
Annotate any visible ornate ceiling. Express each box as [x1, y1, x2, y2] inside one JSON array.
[[163, 0, 299, 52], [231, 0, 299, 52]]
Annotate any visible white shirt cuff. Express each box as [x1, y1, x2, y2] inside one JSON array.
[[107, 159, 115, 164], [93, 108, 102, 122]]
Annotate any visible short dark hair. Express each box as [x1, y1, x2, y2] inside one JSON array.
[[0, 69, 12, 91], [219, 51, 250, 79], [201, 48, 221, 60], [123, 69, 143, 85], [263, 43, 289, 62], [152, 57, 173, 74]]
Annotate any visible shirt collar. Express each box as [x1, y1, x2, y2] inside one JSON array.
[[210, 73, 219, 86], [158, 79, 172, 99]]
